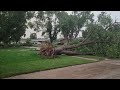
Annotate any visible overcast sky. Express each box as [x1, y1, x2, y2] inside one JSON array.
[[23, 11, 120, 39]]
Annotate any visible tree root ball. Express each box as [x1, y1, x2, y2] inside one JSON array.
[[39, 42, 55, 58]]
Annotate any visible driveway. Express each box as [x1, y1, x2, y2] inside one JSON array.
[[6, 59, 120, 79]]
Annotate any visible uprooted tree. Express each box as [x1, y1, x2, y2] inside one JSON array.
[[29, 11, 120, 58], [39, 40, 95, 58], [40, 12, 120, 57], [39, 35, 111, 58]]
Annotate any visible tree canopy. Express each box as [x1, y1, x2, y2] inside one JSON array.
[[81, 11, 120, 58], [0, 11, 33, 45]]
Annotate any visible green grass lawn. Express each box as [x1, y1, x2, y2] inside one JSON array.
[[78, 55, 105, 60], [0, 48, 96, 78]]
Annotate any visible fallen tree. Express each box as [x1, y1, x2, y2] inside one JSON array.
[[38, 40, 104, 58], [37, 13, 119, 58], [39, 24, 111, 58]]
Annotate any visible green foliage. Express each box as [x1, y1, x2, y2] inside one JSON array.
[[81, 11, 120, 58], [0, 11, 33, 45], [106, 44, 120, 58], [98, 12, 113, 28], [29, 11, 60, 43], [29, 11, 94, 43], [56, 11, 94, 41], [8, 44, 21, 47], [76, 45, 93, 53], [25, 38, 32, 46], [69, 39, 80, 45]]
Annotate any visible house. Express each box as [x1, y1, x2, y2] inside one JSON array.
[[20, 39, 27, 44], [30, 38, 49, 45], [20, 38, 49, 45]]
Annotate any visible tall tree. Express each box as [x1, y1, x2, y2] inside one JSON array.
[[83, 12, 113, 41], [56, 11, 94, 43], [28, 11, 60, 43], [0, 11, 33, 45]]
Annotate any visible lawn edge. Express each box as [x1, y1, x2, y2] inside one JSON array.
[[2, 60, 97, 79]]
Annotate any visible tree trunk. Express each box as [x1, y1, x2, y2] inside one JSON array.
[[54, 41, 95, 55], [39, 41, 97, 58]]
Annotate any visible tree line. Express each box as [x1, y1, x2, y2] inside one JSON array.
[[1, 11, 120, 58]]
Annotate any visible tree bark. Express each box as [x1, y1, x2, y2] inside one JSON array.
[[54, 41, 95, 55]]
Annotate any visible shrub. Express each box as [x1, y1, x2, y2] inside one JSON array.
[[69, 39, 80, 45], [24, 39, 32, 46], [106, 44, 120, 58]]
